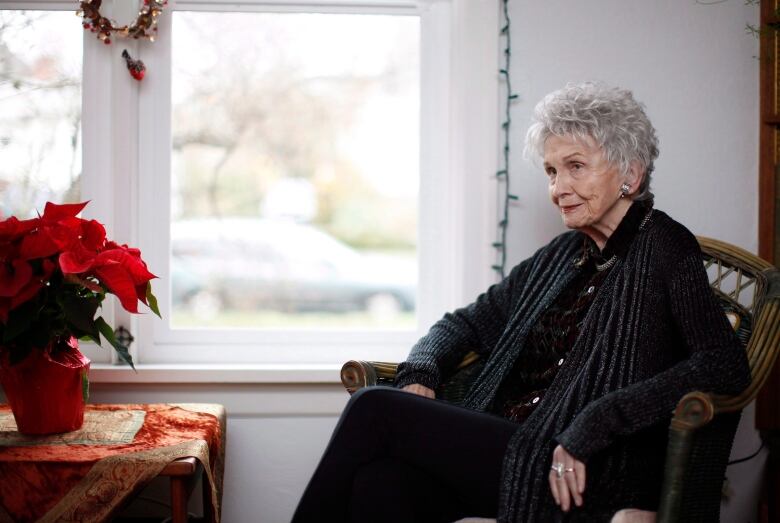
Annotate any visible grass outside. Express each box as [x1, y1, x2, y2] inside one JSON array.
[[171, 310, 416, 329]]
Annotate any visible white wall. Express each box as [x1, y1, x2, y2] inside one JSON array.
[[507, 0, 759, 260], [506, 1, 762, 522]]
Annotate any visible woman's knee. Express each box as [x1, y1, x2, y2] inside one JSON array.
[[345, 386, 403, 415], [610, 509, 657, 523]]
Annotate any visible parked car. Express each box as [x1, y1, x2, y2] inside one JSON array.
[[170, 218, 416, 317]]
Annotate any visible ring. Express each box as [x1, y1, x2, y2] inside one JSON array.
[[564, 467, 575, 473], [550, 462, 564, 478]]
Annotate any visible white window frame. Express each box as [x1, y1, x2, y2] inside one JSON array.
[[0, 0, 121, 365], [1, 0, 500, 374]]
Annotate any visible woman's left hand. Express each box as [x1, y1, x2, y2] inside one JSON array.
[[548, 444, 586, 512]]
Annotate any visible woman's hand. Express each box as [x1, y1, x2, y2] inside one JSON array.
[[401, 383, 435, 399], [548, 444, 586, 512]]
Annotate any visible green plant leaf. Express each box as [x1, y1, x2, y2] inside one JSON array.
[[94, 316, 136, 371], [81, 370, 90, 402], [61, 294, 100, 341], [80, 333, 101, 345], [146, 282, 161, 318], [2, 301, 38, 343]]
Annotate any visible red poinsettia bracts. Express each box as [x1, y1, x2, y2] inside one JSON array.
[[0, 202, 159, 368]]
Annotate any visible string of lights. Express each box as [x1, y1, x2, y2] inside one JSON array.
[[492, 0, 518, 279]]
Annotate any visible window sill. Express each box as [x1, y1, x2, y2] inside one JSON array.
[[89, 363, 344, 384]]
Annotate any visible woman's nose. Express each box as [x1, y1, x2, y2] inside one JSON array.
[[551, 171, 571, 198]]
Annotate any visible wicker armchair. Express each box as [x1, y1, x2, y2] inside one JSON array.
[[340, 237, 780, 523]]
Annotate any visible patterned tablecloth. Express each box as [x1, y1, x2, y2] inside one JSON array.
[[0, 403, 226, 523]]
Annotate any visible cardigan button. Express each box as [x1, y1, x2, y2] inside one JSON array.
[[532, 396, 540, 404], [558, 358, 564, 366], [587, 286, 595, 294]]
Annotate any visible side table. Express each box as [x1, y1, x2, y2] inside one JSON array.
[[0, 403, 225, 523]]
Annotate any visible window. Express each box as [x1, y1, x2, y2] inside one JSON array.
[[169, 11, 419, 332], [0, 10, 82, 217], [0, 0, 499, 369]]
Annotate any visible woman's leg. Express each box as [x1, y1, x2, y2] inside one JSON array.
[[348, 457, 470, 523], [291, 386, 519, 522]]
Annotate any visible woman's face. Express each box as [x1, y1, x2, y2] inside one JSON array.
[[543, 134, 637, 237]]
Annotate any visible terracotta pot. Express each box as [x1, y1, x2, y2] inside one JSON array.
[[0, 336, 90, 435]]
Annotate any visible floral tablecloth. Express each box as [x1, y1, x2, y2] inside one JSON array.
[[0, 403, 225, 523]]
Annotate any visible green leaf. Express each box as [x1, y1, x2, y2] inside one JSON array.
[[61, 294, 100, 341], [94, 316, 136, 371], [80, 332, 101, 345], [146, 282, 161, 318], [81, 370, 90, 403], [3, 301, 38, 343]]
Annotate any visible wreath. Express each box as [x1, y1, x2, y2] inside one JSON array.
[[77, 0, 167, 45]]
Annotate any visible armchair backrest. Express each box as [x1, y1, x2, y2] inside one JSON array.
[[696, 236, 780, 413]]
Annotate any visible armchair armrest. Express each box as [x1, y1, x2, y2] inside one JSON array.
[[658, 268, 780, 523], [340, 360, 399, 394], [340, 352, 483, 396]]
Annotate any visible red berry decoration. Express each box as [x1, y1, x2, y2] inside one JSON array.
[[122, 49, 146, 81]]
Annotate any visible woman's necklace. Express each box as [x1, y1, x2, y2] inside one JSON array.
[[594, 208, 654, 272], [595, 255, 617, 272]]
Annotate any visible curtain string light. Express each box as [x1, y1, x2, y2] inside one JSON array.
[[492, 0, 518, 279]]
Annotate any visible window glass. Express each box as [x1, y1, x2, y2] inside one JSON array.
[[0, 11, 82, 217], [170, 12, 419, 330]]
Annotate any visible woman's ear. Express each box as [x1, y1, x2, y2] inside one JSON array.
[[627, 161, 645, 196]]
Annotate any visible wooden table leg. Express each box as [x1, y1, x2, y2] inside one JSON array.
[[170, 476, 188, 523]]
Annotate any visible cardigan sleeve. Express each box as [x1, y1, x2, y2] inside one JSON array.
[[555, 232, 752, 461], [394, 258, 531, 390]]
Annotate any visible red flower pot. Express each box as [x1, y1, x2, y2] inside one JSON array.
[[0, 337, 90, 435]]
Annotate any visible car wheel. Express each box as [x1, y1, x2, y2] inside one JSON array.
[[365, 292, 402, 319]]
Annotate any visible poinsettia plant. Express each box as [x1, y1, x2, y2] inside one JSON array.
[[0, 201, 159, 369]]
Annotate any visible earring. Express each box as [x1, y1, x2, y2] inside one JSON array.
[[619, 183, 630, 198]]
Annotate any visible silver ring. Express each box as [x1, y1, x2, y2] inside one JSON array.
[[564, 467, 575, 473], [550, 462, 564, 478]]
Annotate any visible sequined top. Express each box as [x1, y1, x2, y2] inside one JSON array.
[[492, 200, 653, 423]]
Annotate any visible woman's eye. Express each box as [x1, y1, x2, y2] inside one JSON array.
[[545, 168, 556, 177], [571, 163, 583, 171]]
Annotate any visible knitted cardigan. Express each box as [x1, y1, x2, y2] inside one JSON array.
[[394, 209, 751, 522]]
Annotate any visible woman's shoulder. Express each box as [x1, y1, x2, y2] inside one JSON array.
[[502, 230, 582, 283], [531, 229, 583, 263], [641, 208, 702, 263]]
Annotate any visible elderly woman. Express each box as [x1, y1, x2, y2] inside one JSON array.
[[291, 82, 751, 522]]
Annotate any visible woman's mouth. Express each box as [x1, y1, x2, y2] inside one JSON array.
[[560, 204, 581, 214]]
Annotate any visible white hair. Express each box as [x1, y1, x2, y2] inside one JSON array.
[[524, 82, 659, 201]]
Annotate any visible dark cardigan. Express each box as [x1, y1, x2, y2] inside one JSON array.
[[394, 209, 751, 522]]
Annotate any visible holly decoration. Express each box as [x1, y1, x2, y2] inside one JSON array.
[[122, 50, 146, 81], [77, 0, 167, 45]]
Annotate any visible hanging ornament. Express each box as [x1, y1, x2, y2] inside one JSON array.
[[76, 0, 167, 45], [122, 49, 146, 81]]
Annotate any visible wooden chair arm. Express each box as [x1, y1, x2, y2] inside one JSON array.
[[340, 353, 483, 395], [340, 360, 398, 394]]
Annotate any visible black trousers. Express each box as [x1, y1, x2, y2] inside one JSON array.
[[291, 386, 519, 523]]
